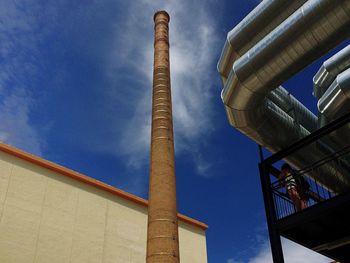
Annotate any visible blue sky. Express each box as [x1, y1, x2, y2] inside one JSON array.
[[1, 0, 349, 262]]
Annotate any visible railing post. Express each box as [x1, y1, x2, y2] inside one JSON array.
[[259, 162, 285, 263]]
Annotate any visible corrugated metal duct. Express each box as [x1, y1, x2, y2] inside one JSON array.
[[313, 45, 350, 156], [318, 68, 350, 120], [314, 45, 350, 100], [218, 0, 308, 84], [219, 0, 350, 192]]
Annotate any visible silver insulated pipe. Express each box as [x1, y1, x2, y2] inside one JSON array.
[[318, 68, 350, 120], [217, 0, 308, 84], [314, 45, 350, 154], [314, 44, 350, 100], [313, 45, 350, 132], [218, 0, 350, 192]]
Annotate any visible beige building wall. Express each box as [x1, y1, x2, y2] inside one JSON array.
[[0, 150, 207, 263]]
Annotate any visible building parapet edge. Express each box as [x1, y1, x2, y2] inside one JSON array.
[[0, 143, 208, 231]]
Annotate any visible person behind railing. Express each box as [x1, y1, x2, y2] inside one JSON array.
[[296, 172, 310, 207], [279, 163, 308, 212]]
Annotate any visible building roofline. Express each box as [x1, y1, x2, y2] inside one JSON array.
[[0, 143, 208, 230]]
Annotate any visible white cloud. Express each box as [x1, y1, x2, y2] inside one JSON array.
[[192, 150, 213, 176], [228, 238, 331, 263], [0, 0, 220, 183], [0, 92, 43, 155], [0, 0, 49, 155], [88, 1, 220, 172]]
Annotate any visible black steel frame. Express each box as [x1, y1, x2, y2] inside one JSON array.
[[258, 112, 350, 263]]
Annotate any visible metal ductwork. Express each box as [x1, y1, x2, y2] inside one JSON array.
[[268, 86, 318, 133], [219, 0, 350, 192], [315, 45, 350, 125], [222, 0, 350, 118], [217, 0, 308, 84], [313, 45, 350, 100], [313, 45, 350, 156], [317, 59, 350, 156], [318, 68, 350, 120]]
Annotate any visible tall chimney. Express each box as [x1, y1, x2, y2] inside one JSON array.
[[146, 11, 180, 263]]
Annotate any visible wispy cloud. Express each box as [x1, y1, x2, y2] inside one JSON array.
[[0, 91, 43, 155], [84, 1, 220, 172], [0, 0, 221, 194], [0, 0, 52, 155]]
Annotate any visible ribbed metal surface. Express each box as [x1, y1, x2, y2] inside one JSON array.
[[314, 44, 350, 99], [318, 68, 350, 119], [314, 45, 350, 141], [318, 67, 350, 165], [219, 0, 350, 192], [314, 46, 350, 168], [146, 11, 180, 263], [223, 0, 350, 113], [268, 86, 318, 132], [217, 0, 307, 83]]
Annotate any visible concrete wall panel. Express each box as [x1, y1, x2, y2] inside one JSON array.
[[0, 151, 207, 263]]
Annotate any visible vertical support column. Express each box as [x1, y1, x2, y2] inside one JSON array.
[[259, 162, 285, 263], [146, 10, 180, 263]]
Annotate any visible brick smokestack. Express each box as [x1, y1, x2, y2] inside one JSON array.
[[146, 10, 180, 263]]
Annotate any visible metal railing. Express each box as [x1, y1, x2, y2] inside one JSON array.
[[260, 112, 350, 220], [258, 112, 350, 263], [271, 145, 350, 219]]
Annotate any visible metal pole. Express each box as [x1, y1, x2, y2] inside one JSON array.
[[259, 162, 285, 263], [258, 144, 264, 162], [146, 10, 180, 263]]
